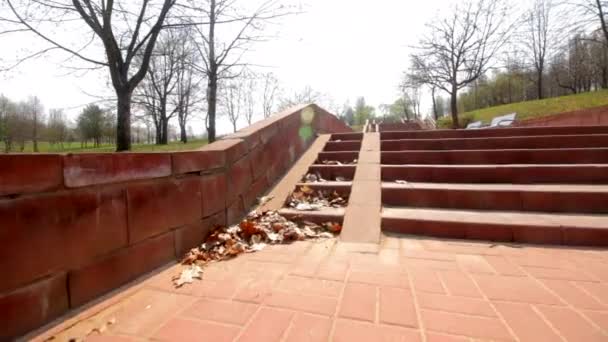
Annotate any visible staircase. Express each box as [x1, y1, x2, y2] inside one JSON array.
[[380, 125, 608, 246]]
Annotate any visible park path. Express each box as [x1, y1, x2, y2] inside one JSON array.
[[31, 234, 608, 341]]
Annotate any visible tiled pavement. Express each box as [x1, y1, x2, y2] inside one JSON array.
[[33, 235, 608, 341]]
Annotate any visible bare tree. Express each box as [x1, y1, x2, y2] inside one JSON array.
[[189, 0, 295, 142], [175, 34, 203, 143], [1, 0, 179, 151], [26, 96, 43, 152], [278, 85, 324, 110], [136, 29, 183, 144], [243, 74, 257, 125], [261, 72, 279, 118], [221, 80, 243, 132], [410, 0, 512, 128], [574, 0, 608, 44], [524, 0, 555, 99]]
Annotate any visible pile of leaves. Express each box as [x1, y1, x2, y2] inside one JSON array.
[[286, 185, 348, 211], [302, 172, 349, 183], [321, 159, 358, 165], [174, 210, 341, 287]]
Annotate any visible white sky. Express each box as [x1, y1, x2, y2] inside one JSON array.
[[0, 0, 526, 135]]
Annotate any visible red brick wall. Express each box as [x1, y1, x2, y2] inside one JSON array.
[[516, 106, 608, 127], [0, 104, 350, 339]]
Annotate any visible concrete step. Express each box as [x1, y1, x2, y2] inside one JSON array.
[[323, 140, 362, 151], [381, 164, 608, 184], [380, 125, 608, 140], [308, 165, 357, 181], [331, 132, 363, 141], [382, 207, 608, 246], [279, 207, 345, 224], [317, 151, 359, 164], [381, 134, 608, 151], [381, 148, 608, 165], [382, 182, 608, 214]]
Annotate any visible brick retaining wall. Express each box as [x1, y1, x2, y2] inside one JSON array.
[[0, 104, 350, 339], [516, 105, 608, 127]]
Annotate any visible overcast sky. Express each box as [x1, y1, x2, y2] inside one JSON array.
[[0, 0, 520, 135]]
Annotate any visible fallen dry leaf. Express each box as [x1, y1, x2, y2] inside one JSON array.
[[173, 265, 203, 288]]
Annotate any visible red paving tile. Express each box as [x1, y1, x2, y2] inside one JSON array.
[[31, 234, 608, 342], [332, 319, 422, 342], [379, 287, 418, 327], [285, 313, 332, 342], [536, 305, 607, 341], [338, 283, 376, 322], [420, 309, 513, 341], [493, 301, 563, 342], [153, 317, 240, 342], [236, 308, 293, 342], [417, 292, 496, 317], [180, 298, 258, 325]]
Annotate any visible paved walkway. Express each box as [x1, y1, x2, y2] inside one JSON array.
[[33, 234, 608, 341]]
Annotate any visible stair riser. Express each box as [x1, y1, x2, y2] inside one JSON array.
[[381, 135, 608, 151], [293, 184, 352, 198], [381, 217, 608, 246], [381, 165, 608, 184], [381, 149, 608, 165], [331, 132, 363, 141], [317, 151, 359, 164], [382, 188, 608, 214], [324, 141, 362, 151], [380, 126, 608, 140], [308, 165, 357, 181], [280, 211, 344, 224]]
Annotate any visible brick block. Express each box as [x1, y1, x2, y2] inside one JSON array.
[[171, 151, 225, 175], [0, 273, 68, 340], [201, 173, 226, 217], [225, 156, 252, 204], [127, 177, 202, 243], [0, 188, 128, 292], [174, 220, 213, 257], [69, 232, 175, 307], [198, 139, 247, 165], [63, 153, 171, 188], [0, 154, 63, 196], [249, 145, 270, 181], [243, 176, 269, 210], [226, 196, 245, 226]]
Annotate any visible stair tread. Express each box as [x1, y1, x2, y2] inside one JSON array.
[[382, 163, 608, 167], [381, 147, 608, 153], [279, 207, 346, 216], [381, 133, 608, 142], [382, 207, 608, 228], [381, 182, 608, 193]]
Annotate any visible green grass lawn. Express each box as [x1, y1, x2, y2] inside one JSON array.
[[0, 139, 208, 153], [437, 89, 608, 128]]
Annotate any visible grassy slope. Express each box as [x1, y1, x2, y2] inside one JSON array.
[[0, 139, 208, 153], [437, 89, 608, 127]]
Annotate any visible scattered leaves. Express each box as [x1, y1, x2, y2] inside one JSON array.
[[287, 186, 348, 210], [177, 211, 341, 287]]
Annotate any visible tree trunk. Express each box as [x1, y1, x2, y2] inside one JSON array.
[[537, 70, 544, 99], [207, 72, 218, 142], [431, 87, 438, 121], [450, 86, 459, 129], [161, 119, 169, 144], [180, 123, 187, 143], [116, 91, 132, 151]]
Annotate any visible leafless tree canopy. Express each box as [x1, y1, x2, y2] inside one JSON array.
[[186, 0, 296, 142], [410, 0, 512, 128], [1, 0, 179, 150]]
